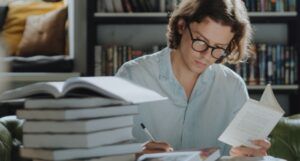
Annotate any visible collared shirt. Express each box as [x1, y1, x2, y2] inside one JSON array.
[[116, 47, 249, 155]]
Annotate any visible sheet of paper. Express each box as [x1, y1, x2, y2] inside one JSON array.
[[218, 85, 284, 148]]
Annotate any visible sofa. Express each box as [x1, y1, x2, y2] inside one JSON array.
[[0, 0, 74, 73], [0, 114, 299, 161]]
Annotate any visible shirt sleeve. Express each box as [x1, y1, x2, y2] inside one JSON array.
[[115, 63, 132, 80], [222, 79, 249, 155]]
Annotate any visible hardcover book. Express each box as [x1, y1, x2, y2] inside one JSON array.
[[17, 104, 138, 120], [20, 142, 142, 160], [22, 115, 134, 133], [23, 126, 133, 148], [0, 76, 167, 104]]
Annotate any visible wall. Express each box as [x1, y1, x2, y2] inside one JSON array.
[[69, 0, 87, 74]]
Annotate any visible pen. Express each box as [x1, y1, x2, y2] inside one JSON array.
[[140, 123, 155, 141]]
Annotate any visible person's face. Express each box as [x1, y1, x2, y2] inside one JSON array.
[[177, 17, 234, 74]]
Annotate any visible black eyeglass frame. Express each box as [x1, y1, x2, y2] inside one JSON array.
[[186, 24, 231, 62]]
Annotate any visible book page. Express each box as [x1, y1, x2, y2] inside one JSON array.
[[137, 148, 220, 161], [63, 77, 168, 103], [137, 152, 199, 161], [218, 99, 283, 148], [259, 84, 284, 113], [0, 82, 64, 100]]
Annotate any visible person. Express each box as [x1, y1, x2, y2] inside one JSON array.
[[116, 0, 271, 157]]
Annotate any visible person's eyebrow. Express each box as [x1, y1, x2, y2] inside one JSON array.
[[194, 30, 229, 47]]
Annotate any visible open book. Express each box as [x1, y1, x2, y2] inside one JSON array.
[[137, 148, 220, 161], [218, 84, 284, 148], [0, 76, 167, 104]]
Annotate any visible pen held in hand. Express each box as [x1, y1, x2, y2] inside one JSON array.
[[140, 123, 155, 141]]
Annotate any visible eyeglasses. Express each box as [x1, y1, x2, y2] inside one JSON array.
[[187, 25, 230, 60]]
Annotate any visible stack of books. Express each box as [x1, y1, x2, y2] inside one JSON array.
[[0, 76, 167, 161]]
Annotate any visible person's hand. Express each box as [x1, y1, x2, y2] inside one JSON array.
[[135, 141, 174, 160], [229, 139, 271, 157]]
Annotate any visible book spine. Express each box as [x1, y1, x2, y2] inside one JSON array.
[[94, 45, 102, 76]]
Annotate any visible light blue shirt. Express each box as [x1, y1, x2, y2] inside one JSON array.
[[116, 47, 249, 155]]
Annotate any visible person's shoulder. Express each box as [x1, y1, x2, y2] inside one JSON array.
[[212, 64, 245, 86], [116, 47, 170, 80], [120, 48, 168, 72]]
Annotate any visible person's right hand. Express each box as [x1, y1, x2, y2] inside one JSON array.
[[135, 141, 174, 160]]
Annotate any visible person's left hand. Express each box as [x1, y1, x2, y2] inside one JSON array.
[[229, 139, 271, 157]]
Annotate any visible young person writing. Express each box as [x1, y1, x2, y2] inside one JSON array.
[[116, 0, 270, 157]]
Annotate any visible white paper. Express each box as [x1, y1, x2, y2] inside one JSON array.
[[218, 84, 284, 148]]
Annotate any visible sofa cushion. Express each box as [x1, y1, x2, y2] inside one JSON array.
[[268, 114, 300, 161], [0, 122, 12, 161], [17, 6, 67, 56], [1, 1, 64, 55], [0, 115, 25, 161]]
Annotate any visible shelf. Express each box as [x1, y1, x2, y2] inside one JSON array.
[[248, 11, 297, 17], [247, 85, 299, 94], [93, 12, 298, 24], [93, 12, 169, 24]]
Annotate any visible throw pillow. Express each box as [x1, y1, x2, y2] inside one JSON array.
[[1, 1, 64, 55], [17, 6, 67, 56]]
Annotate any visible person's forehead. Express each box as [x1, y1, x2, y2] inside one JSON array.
[[189, 18, 234, 45]]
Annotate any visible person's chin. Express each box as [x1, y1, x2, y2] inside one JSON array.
[[190, 65, 206, 75], [194, 60, 208, 70]]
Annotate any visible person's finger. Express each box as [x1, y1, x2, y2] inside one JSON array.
[[231, 146, 266, 157], [251, 139, 271, 150], [230, 147, 241, 156]]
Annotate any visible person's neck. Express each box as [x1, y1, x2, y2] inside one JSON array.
[[171, 50, 200, 99]]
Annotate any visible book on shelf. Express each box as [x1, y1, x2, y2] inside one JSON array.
[[231, 43, 298, 86], [112, 0, 124, 12], [97, 0, 175, 13], [17, 104, 137, 120], [32, 154, 135, 161], [20, 142, 142, 161], [243, 0, 296, 12], [0, 76, 167, 104], [218, 84, 284, 148], [137, 147, 220, 161], [23, 126, 133, 148], [22, 115, 134, 133]]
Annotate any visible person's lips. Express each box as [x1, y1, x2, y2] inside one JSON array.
[[195, 59, 207, 68]]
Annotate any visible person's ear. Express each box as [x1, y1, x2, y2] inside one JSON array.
[[177, 18, 186, 34]]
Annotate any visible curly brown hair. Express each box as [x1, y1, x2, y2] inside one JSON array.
[[166, 0, 252, 64]]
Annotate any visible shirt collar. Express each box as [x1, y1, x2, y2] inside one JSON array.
[[159, 47, 173, 80]]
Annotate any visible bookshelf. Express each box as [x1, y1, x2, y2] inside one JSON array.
[[85, 0, 299, 114]]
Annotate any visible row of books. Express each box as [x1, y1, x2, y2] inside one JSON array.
[[97, 0, 179, 13], [0, 77, 167, 161], [230, 43, 298, 85], [243, 0, 297, 12], [94, 45, 163, 76], [94, 44, 298, 86]]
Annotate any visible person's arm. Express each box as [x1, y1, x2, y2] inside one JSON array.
[[116, 63, 174, 160]]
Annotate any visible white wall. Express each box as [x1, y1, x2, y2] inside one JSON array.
[[69, 0, 87, 74]]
